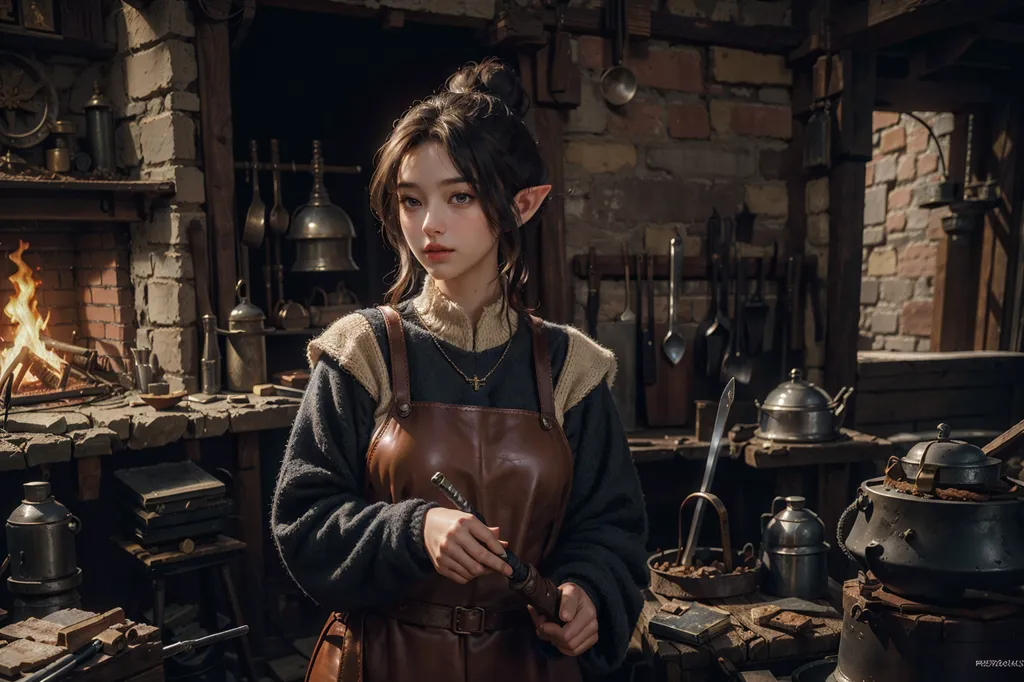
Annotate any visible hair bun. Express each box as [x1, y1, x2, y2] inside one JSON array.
[[446, 58, 530, 118]]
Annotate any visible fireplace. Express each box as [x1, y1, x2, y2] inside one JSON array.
[[0, 227, 132, 405]]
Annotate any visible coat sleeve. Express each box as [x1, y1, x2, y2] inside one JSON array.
[[271, 357, 438, 612], [541, 379, 650, 674]]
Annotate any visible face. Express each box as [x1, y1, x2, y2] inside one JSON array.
[[396, 142, 497, 285]]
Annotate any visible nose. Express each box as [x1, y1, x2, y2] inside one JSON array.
[[421, 208, 444, 236]]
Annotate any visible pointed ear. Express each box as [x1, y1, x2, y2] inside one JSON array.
[[513, 184, 553, 226]]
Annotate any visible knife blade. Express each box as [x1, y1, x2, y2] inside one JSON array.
[[681, 377, 736, 567]]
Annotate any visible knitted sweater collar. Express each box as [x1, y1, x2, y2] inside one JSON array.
[[411, 276, 519, 352]]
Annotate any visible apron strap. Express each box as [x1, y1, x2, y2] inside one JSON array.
[[528, 315, 556, 430], [378, 306, 412, 416]]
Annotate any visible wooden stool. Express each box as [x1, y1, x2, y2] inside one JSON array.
[[116, 534, 259, 682]]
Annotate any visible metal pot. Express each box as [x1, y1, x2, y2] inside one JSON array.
[[225, 279, 267, 392], [838, 477, 1024, 602], [759, 496, 829, 599], [754, 369, 853, 443], [6, 482, 81, 590], [892, 422, 1003, 492]]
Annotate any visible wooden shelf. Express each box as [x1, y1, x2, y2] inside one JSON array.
[[571, 254, 818, 282], [0, 177, 175, 222], [0, 25, 115, 59]]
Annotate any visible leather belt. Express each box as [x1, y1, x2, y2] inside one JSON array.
[[385, 600, 529, 635]]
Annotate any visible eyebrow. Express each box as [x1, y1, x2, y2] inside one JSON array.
[[396, 177, 467, 190]]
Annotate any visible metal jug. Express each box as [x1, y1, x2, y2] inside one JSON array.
[[759, 496, 829, 599], [225, 280, 267, 392]]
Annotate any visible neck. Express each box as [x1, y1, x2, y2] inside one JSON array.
[[433, 264, 501, 326]]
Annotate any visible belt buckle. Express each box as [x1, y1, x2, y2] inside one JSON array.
[[451, 606, 485, 635]]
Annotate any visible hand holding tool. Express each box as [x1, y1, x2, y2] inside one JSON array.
[[432, 472, 564, 624]]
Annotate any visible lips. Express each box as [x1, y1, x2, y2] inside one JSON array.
[[424, 244, 453, 253]]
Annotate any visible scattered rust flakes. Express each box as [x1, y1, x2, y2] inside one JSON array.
[[768, 611, 813, 634], [659, 601, 691, 615], [750, 604, 781, 626]]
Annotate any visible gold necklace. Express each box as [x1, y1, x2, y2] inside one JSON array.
[[427, 331, 513, 391]]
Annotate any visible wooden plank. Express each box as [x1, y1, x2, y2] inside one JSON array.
[[195, 0, 239, 324], [517, 51, 542, 312], [0, 618, 62, 645], [533, 107, 568, 323], [57, 608, 125, 651], [874, 78, 996, 112], [0, 194, 147, 222], [829, 0, 1021, 51], [824, 50, 874, 414], [982, 418, 1024, 460], [743, 429, 895, 469], [857, 365, 1018, 391], [906, 28, 980, 79], [857, 350, 1024, 382], [817, 462, 852, 579], [855, 385, 1012, 425], [235, 431, 265, 654], [0, 639, 64, 676]]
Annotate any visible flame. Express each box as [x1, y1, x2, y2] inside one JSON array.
[[0, 241, 65, 383]]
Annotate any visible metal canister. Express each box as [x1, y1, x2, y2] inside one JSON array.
[[85, 81, 115, 173], [6, 481, 82, 593], [226, 280, 267, 392], [201, 313, 222, 395], [759, 496, 829, 599]]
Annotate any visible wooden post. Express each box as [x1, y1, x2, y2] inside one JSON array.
[[235, 432, 265, 656], [195, 0, 239, 323], [824, 51, 875, 417], [533, 108, 569, 323]]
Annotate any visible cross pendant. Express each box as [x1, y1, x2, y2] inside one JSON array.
[[470, 377, 482, 391]]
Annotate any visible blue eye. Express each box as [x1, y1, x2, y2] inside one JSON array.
[[399, 196, 421, 208], [452, 193, 474, 205]]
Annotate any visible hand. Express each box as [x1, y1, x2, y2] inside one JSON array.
[[528, 582, 598, 657], [423, 507, 512, 584]]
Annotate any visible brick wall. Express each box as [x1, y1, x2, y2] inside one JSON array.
[[565, 33, 793, 335], [859, 111, 953, 352]]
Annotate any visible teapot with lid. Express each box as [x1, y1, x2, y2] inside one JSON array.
[[759, 496, 829, 599], [754, 368, 853, 443], [892, 422, 1003, 492]]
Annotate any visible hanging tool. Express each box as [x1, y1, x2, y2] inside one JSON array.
[[431, 473, 563, 624], [586, 247, 600, 338], [642, 250, 657, 386], [704, 218, 731, 378], [680, 378, 736, 567], [721, 239, 753, 385], [693, 212, 719, 384], [744, 257, 769, 357], [662, 236, 687, 366]]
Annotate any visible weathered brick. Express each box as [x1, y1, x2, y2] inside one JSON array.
[[627, 48, 703, 92], [149, 326, 198, 375], [164, 91, 201, 113], [806, 177, 829, 213], [896, 154, 915, 181], [917, 338, 932, 351], [863, 227, 884, 246], [901, 300, 933, 336], [565, 141, 636, 174], [118, 0, 195, 51], [865, 163, 874, 186], [867, 247, 897, 276], [864, 186, 887, 225], [139, 111, 196, 163], [881, 279, 913, 303], [871, 309, 899, 334], [808, 212, 829, 246], [758, 87, 789, 105], [933, 113, 954, 136], [885, 336, 918, 352], [711, 183, 746, 215], [146, 205, 204, 245], [907, 127, 929, 153], [650, 144, 756, 181], [886, 213, 906, 233], [889, 187, 912, 210], [142, 165, 205, 204], [918, 152, 938, 176], [668, 0, 739, 21], [898, 243, 937, 278], [565, 80, 608, 134], [667, 102, 710, 139], [151, 248, 194, 279], [745, 182, 788, 217], [577, 36, 605, 71], [711, 48, 791, 86], [927, 211, 947, 240], [125, 40, 197, 100], [586, 178, 712, 223], [861, 279, 879, 304], [146, 279, 197, 326], [881, 127, 906, 153], [711, 101, 791, 139], [906, 208, 929, 232], [609, 98, 665, 137], [873, 112, 900, 131], [874, 156, 896, 184], [758, 147, 788, 179]]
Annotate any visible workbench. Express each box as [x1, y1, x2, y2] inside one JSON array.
[[635, 589, 842, 681]]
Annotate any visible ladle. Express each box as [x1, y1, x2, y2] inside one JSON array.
[[241, 140, 266, 248], [662, 237, 686, 366], [600, 0, 637, 107]]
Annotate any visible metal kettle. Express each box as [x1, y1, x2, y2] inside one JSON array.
[[225, 279, 267, 392], [759, 496, 829, 599], [6, 481, 82, 589]]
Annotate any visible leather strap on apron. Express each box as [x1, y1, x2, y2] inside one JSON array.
[[385, 600, 530, 634]]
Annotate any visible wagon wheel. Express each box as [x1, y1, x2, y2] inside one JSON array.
[[0, 52, 58, 149]]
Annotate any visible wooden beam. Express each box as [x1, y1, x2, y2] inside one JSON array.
[[235, 432, 265, 658], [830, 0, 1020, 51], [932, 113, 981, 351], [824, 51, 875, 418], [533, 108, 569, 323], [195, 1, 239, 324], [906, 28, 980, 79], [255, 0, 802, 53], [874, 77, 996, 112], [518, 52, 542, 311], [983, 21, 1024, 43]]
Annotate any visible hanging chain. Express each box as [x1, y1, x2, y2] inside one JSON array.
[[822, 0, 832, 115], [965, 113, 975, 189]]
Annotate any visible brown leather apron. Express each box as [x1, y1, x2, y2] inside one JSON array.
[[305, 306, 583, 682]]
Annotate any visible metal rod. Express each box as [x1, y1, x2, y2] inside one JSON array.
[[232, 160, 362, 175]]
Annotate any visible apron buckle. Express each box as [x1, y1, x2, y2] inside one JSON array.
[[451, 606, 486, 635]]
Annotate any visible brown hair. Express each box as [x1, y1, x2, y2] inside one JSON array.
[[368, 58, 548, 313]]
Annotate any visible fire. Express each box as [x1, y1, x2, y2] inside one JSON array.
[[0, 241, 65, 385]]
